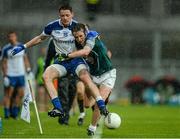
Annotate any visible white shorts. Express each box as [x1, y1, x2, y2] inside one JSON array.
[[92, 69, 116, 89]]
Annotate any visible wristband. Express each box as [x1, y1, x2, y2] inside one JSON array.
[[24, 44, 27, 48], [27, 67, 31, 72]]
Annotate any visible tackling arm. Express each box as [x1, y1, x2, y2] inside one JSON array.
[[68, 46, 92, 58]]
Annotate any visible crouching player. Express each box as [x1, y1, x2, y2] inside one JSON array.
[[62, 23, 116, 135]]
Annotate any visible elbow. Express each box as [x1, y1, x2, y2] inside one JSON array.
[[37, 35, 46, 43], [84, 51, 90, 57]]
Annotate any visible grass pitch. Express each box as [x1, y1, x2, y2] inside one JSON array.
[[0, 104, 180, 138]]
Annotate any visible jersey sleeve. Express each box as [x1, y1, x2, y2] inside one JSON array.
[[86, 31, 99, 49], [2, 47, 8, 59], [42, 23, 53, 36]]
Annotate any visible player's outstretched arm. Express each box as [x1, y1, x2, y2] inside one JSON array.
[[68, 46, 92, 58], [11, 34, 48, 56], [25, 34, 47, 48]]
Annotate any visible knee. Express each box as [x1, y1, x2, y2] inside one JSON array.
[[43, 71, 51, 83], [79, 70, 90, 84], [77, 90, 83, 98], [84, 104, 90, 109], [18, 92, 24, 98], [77, 87, 84, 98], [94, 104, 99, 111], [5, 92, 13, 98], [4, 94, 10, 99], [16, 94, 24, 101]]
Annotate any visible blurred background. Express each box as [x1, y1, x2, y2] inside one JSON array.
[[0, 0, 180, 105]]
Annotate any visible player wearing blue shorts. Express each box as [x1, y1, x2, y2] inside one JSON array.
[[11, 5, 108, 118], [2, 31, 31, 119]]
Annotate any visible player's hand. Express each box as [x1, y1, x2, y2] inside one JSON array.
[[11, 44, 26, 56], [61, 53, 69, 59], [3, 76, 10, 87], [26, 67, 34, 78], [26, 67, 32, 74]]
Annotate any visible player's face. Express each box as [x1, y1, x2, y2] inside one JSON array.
[[8, 33, 18, 45], [73, 30, 86, 45], [59, 10, 73, 27]]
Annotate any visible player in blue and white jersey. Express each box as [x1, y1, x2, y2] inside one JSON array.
[[11, 5, 109, 118], [2, 31, 31, 119]]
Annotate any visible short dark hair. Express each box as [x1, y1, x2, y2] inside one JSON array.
[[59, 5, 72, 13], [7, 31, 17, 37], [72, 23, 86, 34]]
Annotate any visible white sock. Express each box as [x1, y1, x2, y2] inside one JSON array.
[[79, 112, 85, 119], [88, 124, 97, 132]]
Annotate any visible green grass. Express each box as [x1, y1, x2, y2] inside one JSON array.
[[0, 104, 180, 138]]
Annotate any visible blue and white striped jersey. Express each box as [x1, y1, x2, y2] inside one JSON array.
[[42, 19, 77, 55]]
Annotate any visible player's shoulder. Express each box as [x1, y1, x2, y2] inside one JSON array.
[[71, 19, 78, 25], [69, 19, 78, 29], [46, 19, 77, 28], [46, 19, 61, 29], [87, 30, 99, 39], [1, 44, 12, 58], [2, 43, 12, 52], [46, 19, 60, 27]]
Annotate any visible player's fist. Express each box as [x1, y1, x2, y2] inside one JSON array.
[[11, 44, 26, 56], [61, 53, 69, 59]]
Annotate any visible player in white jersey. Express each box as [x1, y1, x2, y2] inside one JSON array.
[[2, 31, 31, 119], [11, 5, 109, 118]]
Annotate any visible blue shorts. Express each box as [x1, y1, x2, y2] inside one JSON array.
[[52, 57, 88, 77], [7, 75, 25, 88]]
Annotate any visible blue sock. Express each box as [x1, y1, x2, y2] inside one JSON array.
[[51, 97, 62, 110], [96, 97, 106, 109], [4, 108, 10, 118], [12, 106, 19, 118], [17, 107, 20, 114], [96, 100, 106, 109]]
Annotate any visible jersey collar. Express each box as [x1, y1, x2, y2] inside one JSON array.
[[59, 19, 73, 28]]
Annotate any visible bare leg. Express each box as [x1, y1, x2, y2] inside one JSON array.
[[87, 85, 111, 135], [78, 69, 100, 99], [78, 69, 108, 116], [4, 87, 14, 108], [3, 87, 14, 118], [76, 81, 85, 113], [43, 66, 64, 117], [43, 66, 60, 99], [37, 86, 48, 111], [15, 87, 24, 107], [76, 81, 85, 101], [84, 87, 95, 108], [91, 85, 111, 126], [76, 81, 86, 125], [11, 87, 24, 118]]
